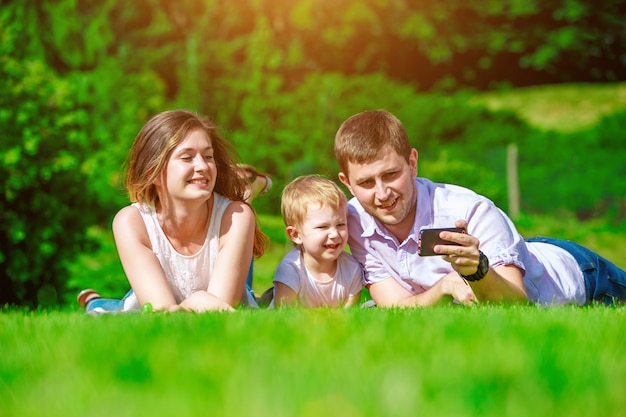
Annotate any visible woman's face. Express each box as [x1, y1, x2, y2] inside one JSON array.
[[158, 128, 217, 203]]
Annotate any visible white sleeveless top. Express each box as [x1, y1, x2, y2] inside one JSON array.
[[121, 194, 231, 311]]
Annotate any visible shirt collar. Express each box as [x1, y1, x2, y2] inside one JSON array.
[[414, 178, 434, 232]]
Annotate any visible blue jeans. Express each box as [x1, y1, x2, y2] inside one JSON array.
[[525, 237, 626, 305], [86, 290, 133, 313], [246, 259, 254, 293]]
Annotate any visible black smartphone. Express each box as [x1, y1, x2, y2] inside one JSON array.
[[418, 227, 466, 256]]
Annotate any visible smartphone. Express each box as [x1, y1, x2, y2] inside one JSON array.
[[418, 227, 466, 256]]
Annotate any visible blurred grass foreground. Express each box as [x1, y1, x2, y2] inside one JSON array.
[[1, 305, 625, 417]]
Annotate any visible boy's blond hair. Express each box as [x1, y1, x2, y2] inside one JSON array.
[[281, 175, 347, 228]]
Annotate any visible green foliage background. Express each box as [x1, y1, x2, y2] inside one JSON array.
[[1, 0, 625, 306]]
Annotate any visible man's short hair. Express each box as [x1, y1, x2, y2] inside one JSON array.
[[334, 109, 412, 176]]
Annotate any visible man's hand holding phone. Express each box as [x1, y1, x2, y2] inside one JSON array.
[[418, 227, 467, 256], [418, 220, 483, 304], [419, 220, 485, 280]]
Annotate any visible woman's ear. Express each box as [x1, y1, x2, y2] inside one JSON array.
[[285, 226, 302, 245], [150, 169, 162, 187]]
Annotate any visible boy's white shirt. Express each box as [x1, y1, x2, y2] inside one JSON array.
[[272, 248, 363, 308]]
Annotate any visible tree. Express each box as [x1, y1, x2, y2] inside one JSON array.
[[0, 42, 98, 306], [0, 4, 164, 306]]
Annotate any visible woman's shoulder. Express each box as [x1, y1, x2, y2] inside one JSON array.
[[215, 194, 254, 222], [212, 195, 255, 241], [111, 204, 152, 244], [112, 204, 152, 231], [114, 204, 140, 222], [214, 194, 249, 213]]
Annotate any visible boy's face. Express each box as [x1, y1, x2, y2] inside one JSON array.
[[338, 145, 418, 240], [287, 202, 349, 266]]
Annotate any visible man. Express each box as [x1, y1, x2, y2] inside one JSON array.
[[334, 109, 626, 307]]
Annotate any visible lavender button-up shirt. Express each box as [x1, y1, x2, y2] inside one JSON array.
[[346, 177, 584, 304]]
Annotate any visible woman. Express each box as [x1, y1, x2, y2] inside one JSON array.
[[78, 110, 268, 312]]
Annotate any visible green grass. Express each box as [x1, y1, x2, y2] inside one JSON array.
[[2, 306, 626, 417]]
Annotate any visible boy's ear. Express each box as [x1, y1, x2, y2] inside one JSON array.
[[285, 226, 302, 245]]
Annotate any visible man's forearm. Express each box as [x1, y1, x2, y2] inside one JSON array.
[[469, 265, 528, 303]]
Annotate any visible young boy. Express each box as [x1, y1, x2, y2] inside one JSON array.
[[271, 175, 363, 308]]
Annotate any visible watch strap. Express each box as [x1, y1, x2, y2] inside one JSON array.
[[460, 251, 489, 282]]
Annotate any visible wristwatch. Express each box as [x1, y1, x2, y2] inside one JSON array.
[[460, 251, 489, 282]]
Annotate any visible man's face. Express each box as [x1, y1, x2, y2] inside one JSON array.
[[339, 146, 418, 239]]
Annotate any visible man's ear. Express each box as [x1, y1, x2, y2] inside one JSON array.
[[409, 148, 419, 178], [338, 172, 354, 196], [285, 226, 302, 245]]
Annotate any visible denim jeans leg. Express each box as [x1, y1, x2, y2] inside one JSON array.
[[86, 289, 134, 313], [245, 258, 254, 290], [526, 237, 626, 305]]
